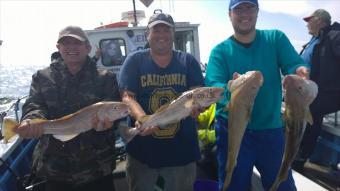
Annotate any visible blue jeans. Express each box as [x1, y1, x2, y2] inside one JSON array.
[[215, 117, 296, 191]]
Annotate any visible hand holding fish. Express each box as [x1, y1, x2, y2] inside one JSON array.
[[3, 101, 129, 142], [14, 119, 44, 139], [269, 74, 318, 191], [118, 87, 224, 142], [91, 114, 114, 131], [135, 120, 159, 136], [295, 66, 310, 80], [232, 72, 241, 80]]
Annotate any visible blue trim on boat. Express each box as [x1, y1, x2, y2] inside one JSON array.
[[0, 139, 37, 191]]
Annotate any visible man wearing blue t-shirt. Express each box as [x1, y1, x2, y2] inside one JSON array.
[[118, 12, 204, 191], [205, 0, 309, 190]]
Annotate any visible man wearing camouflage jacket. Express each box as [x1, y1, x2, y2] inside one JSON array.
[[14, 26, 119, 191]]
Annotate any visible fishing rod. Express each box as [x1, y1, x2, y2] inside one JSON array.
[[0, 95, 28, 137]]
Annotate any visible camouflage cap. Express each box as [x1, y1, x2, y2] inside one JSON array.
[[147, 13, 175, 28], [57, 25, 89, 43], [303, 9, 331, 24]]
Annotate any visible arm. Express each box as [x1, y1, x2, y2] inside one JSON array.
[[121, 90, 158, 136], [205, 45, 230, 108], [276, 30, 310, 77], [330, 29, 340, 58], [121, 90, 146, 121]]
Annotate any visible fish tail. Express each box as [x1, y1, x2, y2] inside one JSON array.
[[222, 160, 235, 191], [117, 121, 139, 143], [222, 175, 232, 191], [269, 179, 280, 191], [1, 118, 19, 143]]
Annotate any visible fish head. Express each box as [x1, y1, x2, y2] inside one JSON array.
[[283, 75, 318, 107], [105, 102, 130, 121], [191, 87, 224, 107], [228, 71, 264, 96]]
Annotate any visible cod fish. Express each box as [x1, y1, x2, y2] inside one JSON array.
[[123, 87, 224, 141], [2, 101, 129, 142], [269, 75, 318, 191], [223, 71, 264, 191]]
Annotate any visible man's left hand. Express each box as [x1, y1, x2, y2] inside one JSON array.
[[296, 66, 310, 80]]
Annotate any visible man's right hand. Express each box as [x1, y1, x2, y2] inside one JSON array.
[[13, 119, 44, 139], [135, 120, 159, 136]]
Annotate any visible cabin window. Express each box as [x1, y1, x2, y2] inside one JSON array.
[[174, 30, 195, 56], [100, 38, 127, 66]]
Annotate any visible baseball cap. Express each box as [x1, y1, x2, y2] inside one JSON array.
[[229, 0, 258, 10], [147, 13, 175, 28], [57, 25, 89, 43], [303, 9, 331, 23]]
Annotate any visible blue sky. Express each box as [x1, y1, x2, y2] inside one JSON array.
[[1, 0, 340, 67]]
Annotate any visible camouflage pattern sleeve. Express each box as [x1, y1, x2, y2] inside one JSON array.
[[21, 72, 49, 121]]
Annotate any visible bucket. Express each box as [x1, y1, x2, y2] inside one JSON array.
[[194, 179, 219, 191]]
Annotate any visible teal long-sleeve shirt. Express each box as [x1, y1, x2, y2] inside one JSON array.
[[205, 29, 308, 130]]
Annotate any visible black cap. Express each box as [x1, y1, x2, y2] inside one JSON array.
[[147, 13, 175, 28]]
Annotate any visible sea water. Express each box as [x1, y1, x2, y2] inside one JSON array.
[[0, 64, 44, 117]]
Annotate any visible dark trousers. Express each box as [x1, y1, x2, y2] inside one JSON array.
[[299, 91, 340, 159], [45, 174, 115, 191]]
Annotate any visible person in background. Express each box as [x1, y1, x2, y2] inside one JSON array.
[[118, 12, 204, 191], [50, 51, 61, 63], [14, 25, 120, 191], [294, 9, 340, 170], [101, 40, 122, 66], [205, 0, 309, 190]]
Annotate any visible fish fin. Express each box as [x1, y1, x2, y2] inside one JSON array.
[[184, 99, 195, 108], [137, 115, 150, 123], [2, 118, 19, 143], [30, 119, 48, 123], [94, 121, 105, 131], [57, 113, 74, 121], [117, 121, 139, 143], [306, 110, 313, 125], [53, 134, 79, 142], [156, 104, 170, 112]]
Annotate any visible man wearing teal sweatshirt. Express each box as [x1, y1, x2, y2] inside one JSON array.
[[205, 0, 309, 190]]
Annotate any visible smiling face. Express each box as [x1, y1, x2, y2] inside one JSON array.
[[57, 36, 91, 67], [147, 23, 174, 55], [229, 2, 258, 36]]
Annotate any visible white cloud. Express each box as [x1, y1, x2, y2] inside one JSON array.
[[260, 0, 312, 16]]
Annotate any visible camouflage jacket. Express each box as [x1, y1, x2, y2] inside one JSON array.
[[22, 57, 120, 185]]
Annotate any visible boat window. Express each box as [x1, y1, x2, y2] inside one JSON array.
[[174, 30, 194, 56], [99, 38, 127, 66]]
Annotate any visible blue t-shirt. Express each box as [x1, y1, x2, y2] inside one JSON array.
[[205, 29, 309, 130], [300, 36, 319, 66], [118, 49, 204, 168]]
